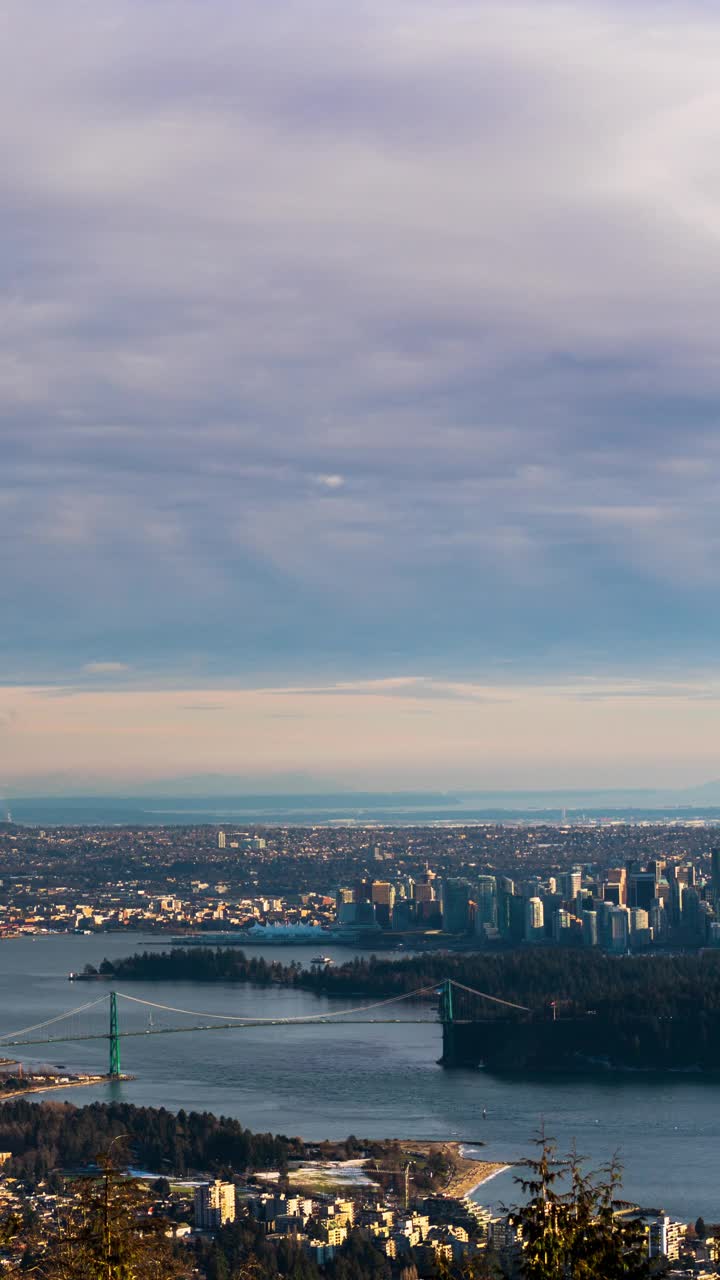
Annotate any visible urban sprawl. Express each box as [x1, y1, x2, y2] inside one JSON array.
[[1, 818, 720, 1275], [0, 1146, 714, 1277], [0, 819, 720, 951]]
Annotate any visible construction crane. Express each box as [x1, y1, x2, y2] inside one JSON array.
[[367, 1161, 414, 1210]]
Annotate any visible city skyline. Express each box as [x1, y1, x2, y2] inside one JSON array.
[[3, 1, 720, 786]]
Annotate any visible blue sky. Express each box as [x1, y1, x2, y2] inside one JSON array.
[[3, 0, 720, 789]]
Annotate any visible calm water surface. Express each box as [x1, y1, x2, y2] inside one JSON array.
[[0, 933, 716, 1220]]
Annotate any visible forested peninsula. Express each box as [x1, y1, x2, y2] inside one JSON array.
[[0, 1098, 302, 1183], [98, 946, 720, 1021]]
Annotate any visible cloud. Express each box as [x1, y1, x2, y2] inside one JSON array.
[[2, 2, 720, 687], [266, 676, 509, 703], [82, 662, 130, 675], [180, 703, 227, 712]]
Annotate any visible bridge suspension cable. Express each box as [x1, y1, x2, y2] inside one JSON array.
[[116, 982, 444, 1025], [446, 980, 531, 1013], [0, 977, 531, 1053], [0, 994, 109, 1044]]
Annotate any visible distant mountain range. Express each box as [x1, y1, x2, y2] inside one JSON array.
[[8, 774, 720, 807], [5, 780, 720, 826]]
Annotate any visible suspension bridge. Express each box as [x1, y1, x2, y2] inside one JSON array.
[[0, 980, 531, 1078]]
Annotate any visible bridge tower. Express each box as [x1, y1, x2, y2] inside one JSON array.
[[439, 978, 457, 1066], [439, 978, 454, 1023], [108, 991, 121, 1078]]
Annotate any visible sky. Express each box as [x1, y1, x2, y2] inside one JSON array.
[[3, 0, 720, 791]]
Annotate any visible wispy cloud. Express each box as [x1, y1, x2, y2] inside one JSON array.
[[262, 676, 509, 703], [82, 662, 131, 675]]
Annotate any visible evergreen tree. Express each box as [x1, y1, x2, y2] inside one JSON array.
[[510, 1136, 648, 1280], [34, 1151, 191, 1279]]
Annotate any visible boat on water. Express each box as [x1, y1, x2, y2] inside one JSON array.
[[310, 955, 333, 965]]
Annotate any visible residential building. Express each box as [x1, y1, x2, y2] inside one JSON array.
[[194, 1180, 236, 1229]]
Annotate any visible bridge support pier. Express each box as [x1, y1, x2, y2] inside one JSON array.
[[109, 991, 121, 1078]]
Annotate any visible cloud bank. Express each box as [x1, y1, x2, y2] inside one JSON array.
[[2, 1, 720, 778]]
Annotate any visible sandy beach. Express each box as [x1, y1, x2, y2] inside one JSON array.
[[444, 1155, 511, 1199], [385, 1141, 511, 1200]]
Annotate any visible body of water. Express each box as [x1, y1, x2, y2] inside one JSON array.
[[0, 932, 716, 1221], [7, 793, 720, 825]]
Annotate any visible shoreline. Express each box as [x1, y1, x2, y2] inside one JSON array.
[[388, 1141, 511, 1201], [462, 1162, 512, 1199], [443, 1154, 512, 1199], [0, 1075, 115, 1101]]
